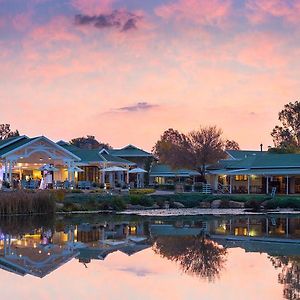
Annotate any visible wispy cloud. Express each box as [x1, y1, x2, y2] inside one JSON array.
[[117, 102, 159, 112], [74, 10, 141, 32]]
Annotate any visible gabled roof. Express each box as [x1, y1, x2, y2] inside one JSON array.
[[110, 144, 152, 157], [0, 135, 27, 150], [0, 136, 39, 157], [58, 142, 135, 165]]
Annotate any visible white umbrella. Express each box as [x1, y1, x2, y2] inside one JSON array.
[[39, 164, 59, 172], [129, 167, 147, 174], [101, 166, 128, 172], [67, 166, 84, 172]]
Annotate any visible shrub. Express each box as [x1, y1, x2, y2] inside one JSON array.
[[111, 197, 126, 211], [130, 189, 155, 195], [245, 199, 261, 211], [52, 190, 65, 203]]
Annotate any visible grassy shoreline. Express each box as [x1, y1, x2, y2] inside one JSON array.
[[2, 190, 300, 216]]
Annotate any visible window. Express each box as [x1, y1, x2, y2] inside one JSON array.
[[235, 175, 248, 181]]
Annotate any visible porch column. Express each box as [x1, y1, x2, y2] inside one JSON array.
[[8, 160, 12, 186], [67, 161, 71, 181], [4, 159, 7, 181], [247, 176, 250, 194], [126, 165, 129, 185], [286, 217, 289, 237], [266, 218, 269, 236], [229, 176, 232, 194], [102, 165, 106, 185], [286, 176, 289, 195], [266, 176, 269, 194]]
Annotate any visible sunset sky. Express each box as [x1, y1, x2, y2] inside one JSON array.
[[1, 0, 300, 151]]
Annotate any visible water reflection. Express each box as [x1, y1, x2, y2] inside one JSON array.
[[153, 236, 227, 281], [1, 213, 300, 300]]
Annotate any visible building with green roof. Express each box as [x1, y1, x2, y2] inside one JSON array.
[[207, 150, 300, 194]]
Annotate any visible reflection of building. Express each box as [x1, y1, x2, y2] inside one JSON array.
[[0, 220, 149, 277], [150, 216, 300, 240], [0, 230, 79, 278]]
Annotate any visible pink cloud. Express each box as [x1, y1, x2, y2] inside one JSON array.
[[71, 0, 115, 14], [155, 0, 232, 27], [29, 16, 79, 44], [246, 0, 300, 24]]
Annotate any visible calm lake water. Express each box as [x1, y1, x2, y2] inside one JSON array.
[[1, 213, 300, 300]]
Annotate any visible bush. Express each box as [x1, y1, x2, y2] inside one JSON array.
[[130, 189, 155, 195], [245, 199, 261, 211], [52, 190, 65, 203], [111, 197, 126, 211]]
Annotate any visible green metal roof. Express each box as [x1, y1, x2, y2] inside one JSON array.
[[58, 142, 135, 165], [226, 150, 266, 160], [150, 164, 200, 177], [110, 144, 152, 157], [0, 136, 24, 149], [209, 150, 300, 175], [0, 137, 38, 157]]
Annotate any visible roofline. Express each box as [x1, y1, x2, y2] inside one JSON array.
[[1, 136, 81, 161], [0, 135, 28, 150]]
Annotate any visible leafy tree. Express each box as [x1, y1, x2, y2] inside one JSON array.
[[271, 101, 300, 150], [0, 124, 19, 140], [70, 135, 111, 150], [225, 139, 240, 150], [153, 126, 226, 178], [153, 128, 192, 169], [153, 235, 227, 281], [269, 255, 300, 300]]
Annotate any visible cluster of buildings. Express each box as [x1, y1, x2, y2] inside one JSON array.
[[1, 134, 300, 194]]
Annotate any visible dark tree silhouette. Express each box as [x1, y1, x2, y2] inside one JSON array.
[[269, 256, 300, 300], [0, 124, 19, 140], [153, 235, 227, 281], [70, 135, 111, 150], [271, 101, 300, 151], [153, 126, 227, 178], [225, 139, 240, 150]]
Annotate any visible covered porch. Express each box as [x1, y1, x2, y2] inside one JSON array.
[[0, 136, 81, 189], [208, 168, 300, 195]]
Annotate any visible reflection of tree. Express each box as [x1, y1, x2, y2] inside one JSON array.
[[269, 256, 300, 300], [153, 236, 227, 281]]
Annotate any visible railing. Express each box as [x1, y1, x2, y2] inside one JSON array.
[[217, 183, 230, 194], [202, 184, 212, 194]]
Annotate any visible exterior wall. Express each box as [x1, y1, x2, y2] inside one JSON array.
[[77, 166, 100, 182]]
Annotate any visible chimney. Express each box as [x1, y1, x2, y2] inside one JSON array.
[[260, 143, 263, 152]]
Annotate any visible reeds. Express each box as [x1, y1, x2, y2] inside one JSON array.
[[0, 190, 56, 215]]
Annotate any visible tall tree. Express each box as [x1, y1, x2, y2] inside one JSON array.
[[153, 236, 227, 281], [153, 128, 192, 168], [271, 101, 300, 150], [0, 124, 19, 140], [153, 126, 226, 178], [188, 126, 226, 176], [70, 135, 111, 150], [225, 139, 240, 150]]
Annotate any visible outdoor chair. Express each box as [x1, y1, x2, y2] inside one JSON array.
[[78, 181, 84, 189], [64, 181, 70, 189], [21, 180, 28, 189], [85, 181, 91, 189]]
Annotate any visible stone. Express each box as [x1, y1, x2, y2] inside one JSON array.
[[228, 201, 244, 208], [211, 200, 222, 209], [173, 201, 185, 208], [199, 201, 211, 208]]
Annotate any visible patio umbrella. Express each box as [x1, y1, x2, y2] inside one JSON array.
[[101, 166, 128, 172], [39, 164, 59, 172], [67, 166, 84, 172], [129, 168, 147, 173]]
